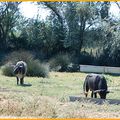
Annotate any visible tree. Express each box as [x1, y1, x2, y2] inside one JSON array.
[[100, 2, 110, 19], [72, 2, 97, 55], [0, 2, 21, 50], [64, 2, 79, 52], [38, 2, 66, 53]]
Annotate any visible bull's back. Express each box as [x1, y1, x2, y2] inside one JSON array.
[[84, 74, 107, 91], [83, 74, 96, 92], [85, 74, 98, 91]]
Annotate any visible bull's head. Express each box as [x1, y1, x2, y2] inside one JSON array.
[[13, 65, 23, 74], [93, 89, 111, 99]]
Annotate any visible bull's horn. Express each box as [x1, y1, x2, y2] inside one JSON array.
[[11, 64, 15, 68], [93, 90, 101, 93], [106, 91, 113, 93], [106, 91, 110, 93], [19, 65, 23, 68], [93, 89, 106, 93]]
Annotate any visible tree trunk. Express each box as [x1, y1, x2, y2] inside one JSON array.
[[75, 17, 86, 56]]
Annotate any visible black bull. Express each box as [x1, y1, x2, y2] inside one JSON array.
[[83, 74, 110, 99], [13, 61, 27, 85]]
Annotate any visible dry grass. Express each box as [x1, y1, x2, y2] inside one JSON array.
[[0, 93, 120, 118], [0, 71, 120, 118]]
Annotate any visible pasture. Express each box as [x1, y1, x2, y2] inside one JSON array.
[[0, 71, 120, 118]]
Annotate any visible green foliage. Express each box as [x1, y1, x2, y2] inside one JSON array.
[[95, 18, 120, 67], [26, 19, 45, 50], [44, 14, 65, 55], [9, 30, 29, 50], [76, 2, 95, 20], [0, 2, 120, 67], [64, 3, 79, 50], [100, 2, 110, 19], [49, 53, 71, 72], [0, 2, 21, 50], [78, 51, 95, 65]]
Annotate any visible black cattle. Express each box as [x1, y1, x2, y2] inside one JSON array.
[[13, 61, 27, 85], [83, 74, 109, 99]]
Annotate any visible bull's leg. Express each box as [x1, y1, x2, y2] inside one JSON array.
[[94, 93, 97, 98], [17, 77, 19, 85], [91, 91, 93, 98], [84, 92, 88, 98], [20, 77, 24, 85], [84, 87, 89, 98]]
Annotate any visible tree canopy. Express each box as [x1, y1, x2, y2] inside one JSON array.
[[0, 2, 120, 67]]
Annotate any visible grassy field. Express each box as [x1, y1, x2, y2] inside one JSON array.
[[0, 71, 120, 118]]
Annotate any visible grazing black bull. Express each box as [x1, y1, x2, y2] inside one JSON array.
[[13, 61, 27, 85], [83, 74, 109, 99]]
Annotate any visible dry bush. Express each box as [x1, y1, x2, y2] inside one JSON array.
[[1, 62, 14, 76], [4, 50, 34, 64], [27, 60, 49, 78], [49, 53, 71, 72]]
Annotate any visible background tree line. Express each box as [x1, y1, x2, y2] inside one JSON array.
[[0, 2, 120, 68]]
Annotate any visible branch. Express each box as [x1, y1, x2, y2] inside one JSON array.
[[41, 2, 63, 25], [115, 1, 120, 10]]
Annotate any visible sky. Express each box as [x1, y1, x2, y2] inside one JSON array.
[[19, 2, 50, 20], [109, 2, 120, 18], [19, 2, 120, 20]]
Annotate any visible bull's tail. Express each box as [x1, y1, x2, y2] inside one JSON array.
[[83, 75, 89, 98], [83, 83, 88, 97]]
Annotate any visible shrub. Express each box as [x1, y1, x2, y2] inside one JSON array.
[[4, 50, 34, 65], [66, 63, 80, 72], [1, 62, 14, 76], [2, 50, 49, 77], [49, 53, 71, 72], [27, 60, 49, 77], [78, 51, 95, 65]]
